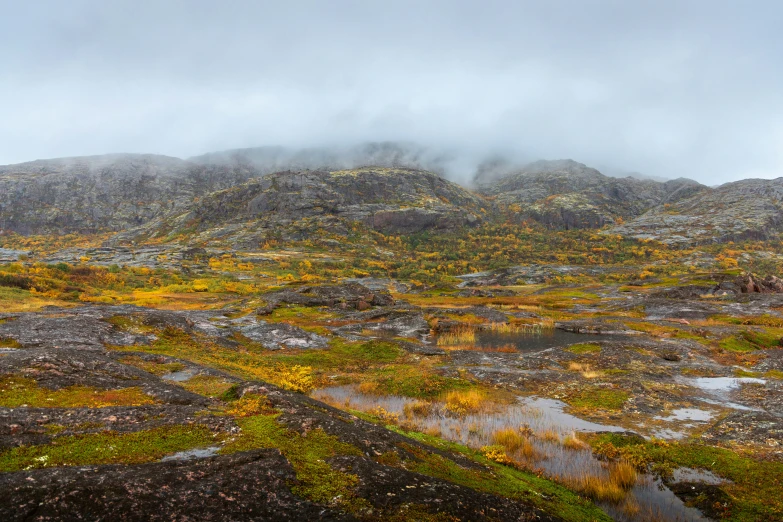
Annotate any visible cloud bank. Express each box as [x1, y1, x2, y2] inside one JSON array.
[[1, 0, 782, 183]]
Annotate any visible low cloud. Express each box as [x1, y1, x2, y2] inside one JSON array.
[[1, 1, 782, 184]]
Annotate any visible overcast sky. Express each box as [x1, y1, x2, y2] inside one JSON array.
[[1, 0, 781, 183]]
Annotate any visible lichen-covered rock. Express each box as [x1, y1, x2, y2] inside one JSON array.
[[0, 449, 351, 522]]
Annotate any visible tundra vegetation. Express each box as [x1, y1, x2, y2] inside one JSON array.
[[2, 217, 783, 520]]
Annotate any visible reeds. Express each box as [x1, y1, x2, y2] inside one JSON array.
[[436, 326, 476, 346], [609, 460, 638, 490]]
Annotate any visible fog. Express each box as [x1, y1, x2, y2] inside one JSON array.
[[1, 1, 782, 184]]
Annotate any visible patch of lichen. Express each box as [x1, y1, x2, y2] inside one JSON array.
[[178, 375, 236, 397], [119, 355, 186, 375], [0, 425, 220, 472], [564, 386, 629, 412], [0, 376, 156, 408], [0, 337, 22, 348]]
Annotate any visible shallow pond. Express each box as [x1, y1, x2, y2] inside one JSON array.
[[438, 329, 625, 353], [162, 369, 198, 382], [161, 446, 220, 461], [313, 385, 711, 522]]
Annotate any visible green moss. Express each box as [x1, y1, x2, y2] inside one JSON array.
[[566, 343, 601, 354], [369, 365, 473, 399], [179, 375, 235, 397], [764, 369, 783, 379], [222, 413, 365, 507], [0, 376, 156, 408], [589, 433, 783, 521], [0, 425, 219, 472], [719, 330, 782, 352], [0, 337, 21, 348], [566, 387, 629, 411]]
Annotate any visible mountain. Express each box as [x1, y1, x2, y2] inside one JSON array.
[[610, 177, 783, 244], [110, 167, 489, 246], [476, 159, 705, 229]]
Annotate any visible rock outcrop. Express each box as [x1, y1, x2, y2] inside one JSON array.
[[609, 177, 783, 244], [476, 159, 705, 229]]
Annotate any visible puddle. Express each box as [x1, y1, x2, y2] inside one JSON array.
[[679, 376, 766, 411], [656, 408, 714, 422], [161, 446, 220, 461], [438, 329, 624, 353], [162, 369, 198, 382], [692, 377, 766, 391], [312, 385, 711, 522]]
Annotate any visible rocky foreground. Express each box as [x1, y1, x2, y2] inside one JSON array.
[[1, 272, 782, 520]]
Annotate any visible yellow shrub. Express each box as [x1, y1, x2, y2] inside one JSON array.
[[480, 445, 513, 465], [276, 365, 314, 393], [443, 389, 484, 416]]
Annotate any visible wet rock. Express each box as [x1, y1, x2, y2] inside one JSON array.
[[238, 321, 328, 350], [702, 410, 783, 453], [0, 310, 147, 350], [0, 405, 236, 450], [555, 320, 637, 335], [456, 264, 611, 287], [394, 340, 445, 356], [0, 449, 351, 522], [332, 455, 561, 521], [258, 283, 394, 314], [651, 285, 714, 299], [665, 482, 734, 520], [343, 277, 410, 293]]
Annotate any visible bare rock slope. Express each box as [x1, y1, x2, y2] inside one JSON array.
[[477, 159, 704, 229]]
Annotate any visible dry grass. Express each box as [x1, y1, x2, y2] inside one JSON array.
[[403, 400, 432, 418], [562, 432, 588, 451], [443, 389, 486, 416], [492, 428, 526, 452], [609, 460, 638, 490], [441, 343, 516, 353], [567, 362, 604, 379], [536, 429, 561, 443], [567, 473, 626, 503]]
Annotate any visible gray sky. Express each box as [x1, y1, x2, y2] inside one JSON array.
[[1, 0, 781, 183]]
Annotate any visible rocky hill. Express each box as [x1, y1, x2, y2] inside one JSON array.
[[476, 160, 705, 229], [609, 177, 783, 244], [112, 167, 489, 246], [0, 147, 481, 238], [0, 154, 258, 234]]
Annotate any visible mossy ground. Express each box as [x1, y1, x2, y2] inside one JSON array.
[[0, 376, 156, 408], [0, 425, 219, 472]]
